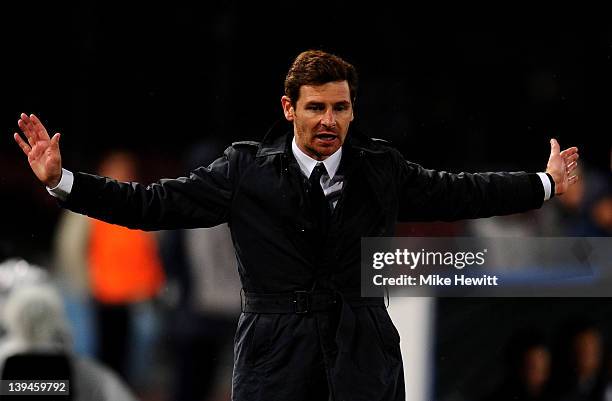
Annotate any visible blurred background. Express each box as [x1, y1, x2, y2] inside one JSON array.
[[1, 3, 612, 401]]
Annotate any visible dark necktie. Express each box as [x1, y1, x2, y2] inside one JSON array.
[[309, 163, 331, 231]]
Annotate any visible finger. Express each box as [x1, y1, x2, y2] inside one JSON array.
[[560, 147, 578, 157], [21, 113, 42, 141], [563, 153, 579, 165], [17, 119, 36, 146], [19, 113, 34, 133], [566, 161, 578, 173], [568, 175, 579, 184], [13, 133, 32, 156], [29, 114, 50, 140], [550, 138, 561, 155]]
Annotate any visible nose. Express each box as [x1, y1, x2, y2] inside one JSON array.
[[321, 108, 336, 128]]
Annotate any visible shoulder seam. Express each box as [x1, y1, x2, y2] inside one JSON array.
[[232, 140, 260, 147], [371, 137, 391, 144]]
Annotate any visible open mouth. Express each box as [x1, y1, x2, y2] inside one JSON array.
[[315, 133, 338, 141]]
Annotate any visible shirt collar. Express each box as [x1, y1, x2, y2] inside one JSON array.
[[291, 136, 342, 179]]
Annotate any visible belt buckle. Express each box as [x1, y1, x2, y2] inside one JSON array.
[[293, 291, 310, 314]]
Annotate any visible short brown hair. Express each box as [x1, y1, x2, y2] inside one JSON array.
[[284, 50, 358, 106]]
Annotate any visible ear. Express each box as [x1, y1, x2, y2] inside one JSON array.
[[281, 96, 295, 122]]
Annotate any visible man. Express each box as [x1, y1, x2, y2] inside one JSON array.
[[14, 50, 579, 401]]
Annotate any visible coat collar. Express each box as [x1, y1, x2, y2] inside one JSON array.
[[255, 120, 390, 158]]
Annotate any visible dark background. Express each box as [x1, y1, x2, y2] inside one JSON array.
[[436, 297, 612, 401], [3, 5, 611, 258], [2, 3, 611, 400]]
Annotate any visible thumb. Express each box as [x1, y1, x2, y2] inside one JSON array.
[[550, 138, 560, 155], [51, 133, 61, 147]]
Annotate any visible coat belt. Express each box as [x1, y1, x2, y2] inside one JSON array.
[[242, 290, 385, 314]]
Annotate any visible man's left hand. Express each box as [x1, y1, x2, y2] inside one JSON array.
[[546, 138, 579, 195]]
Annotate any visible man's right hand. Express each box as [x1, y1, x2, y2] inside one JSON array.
[[14, 113, 63, 188]]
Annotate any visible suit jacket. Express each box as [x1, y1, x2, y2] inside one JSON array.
[[62, 123, 545, 401]]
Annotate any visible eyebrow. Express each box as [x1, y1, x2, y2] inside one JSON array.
[[304, 100, 351, 106]]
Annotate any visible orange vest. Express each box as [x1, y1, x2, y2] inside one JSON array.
[[88, 219, 165, 304]]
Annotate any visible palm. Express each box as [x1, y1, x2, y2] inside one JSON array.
[[546, 139, 579, 195], [29, 138, 60, 182], [14, 113, 62, 187]]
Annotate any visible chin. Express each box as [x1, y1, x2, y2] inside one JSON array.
[[316, 148, 338, 158], [315, 142, 341, 153]]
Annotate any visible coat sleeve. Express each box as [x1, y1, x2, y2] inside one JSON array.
[[61, 147, 237, 231], [394, 150, 545, 222]]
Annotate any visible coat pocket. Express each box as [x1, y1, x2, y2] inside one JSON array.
[[234, 313, 275, 368]]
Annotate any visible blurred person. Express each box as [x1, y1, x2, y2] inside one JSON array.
[[539, 164, 612, 236], [551, 319, 606, 401], [0, 283, 138, 401], [14, 50, 580, 401], [54, 150, 166, 392], [481, 329, 552, 401], [159, 140, 240, 401], [53, 210, 96, 358], [0, 258, 49, 300], [591, 195, 612, 233], [465, 211, 542, 274], [160, 226, 238, 401]]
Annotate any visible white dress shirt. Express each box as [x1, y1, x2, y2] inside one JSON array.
[[291, 137, 344, 210]]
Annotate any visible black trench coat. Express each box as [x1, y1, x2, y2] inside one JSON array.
[[62, 123, 545, 400]]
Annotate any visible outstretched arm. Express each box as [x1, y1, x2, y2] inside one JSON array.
[[396, 138, 580, 222], [546, 138, 579, 195], [14, 113, 63, 188], [13, 113, 235, 230]]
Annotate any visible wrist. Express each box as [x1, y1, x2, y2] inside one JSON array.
[[46, 171, 62, 189], [545, 172, 556, 197]]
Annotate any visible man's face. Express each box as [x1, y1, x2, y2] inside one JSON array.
[[282, 81, 354, 160]]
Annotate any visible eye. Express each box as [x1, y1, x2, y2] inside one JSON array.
[[307, 105, 324, 111]]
